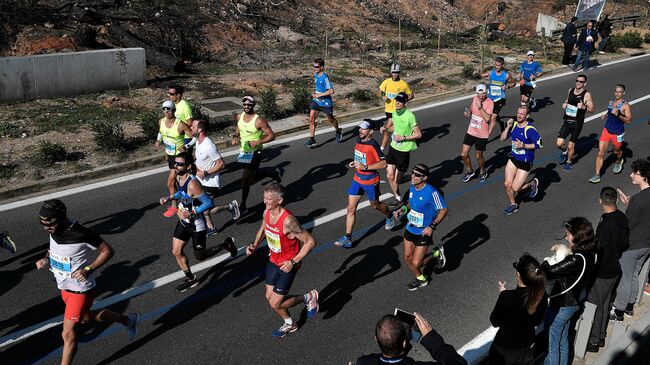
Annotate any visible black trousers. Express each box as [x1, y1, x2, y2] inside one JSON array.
[[587, 276, 619, 344], [562, 43, 574, 65]]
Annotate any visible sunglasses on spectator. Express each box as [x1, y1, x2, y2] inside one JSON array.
[[39, 219, 58, 227], [410, 171, 425, 178]]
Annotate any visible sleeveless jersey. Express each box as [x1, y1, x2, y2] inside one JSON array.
[[604, 100, 626, 135], [488, 70, 508, 101], [564, 88, 587, 123], [265, 208, 300, 266], [176, 174, 206, 232], [353, 137, 385, 185], [405, 184, 447, 235], [159, 118, 184, 156], [238, 113, 264, 152]]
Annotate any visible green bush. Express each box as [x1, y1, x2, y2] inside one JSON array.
[[347, 89, 375, 102], [257, 86, 280, 120], [291, 85, 311, 113], [645, 33, 650, 44], [0, 163, 18, 179], [604, 34, 622, 52], [34, 141, 67, 166], [0, 121, 23, 137], [462, 63, 479, 79], [620, 31, 643, 48], [91, 121, 128, 151], [135, 109, 160, 142]]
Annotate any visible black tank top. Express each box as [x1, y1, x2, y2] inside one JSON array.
[[564, 88, 587, 123]]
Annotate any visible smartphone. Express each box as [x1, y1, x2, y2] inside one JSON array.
[[394, 308, 421, 343]]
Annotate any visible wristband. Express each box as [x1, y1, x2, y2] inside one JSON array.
[[84, 266, 94, 274], [399, 205, 409, 214], [290, 259, 298, 266], [429, 222, 438, 230]]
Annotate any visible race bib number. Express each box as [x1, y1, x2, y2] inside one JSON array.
[[407, 210, 425, 227], [354, 149, 367, 165], [265, 230, 281, 253], [490, 85, 503, 97], [616, 133, 624, 143], [470, 114, 483, 129], [511, 141, 525, 155], [49, 251, 73, 278], [386, 92, 397, 100], [236, 151, 254, 164], [530, 80, 537, 88], [565, 104, 578, 117], [163, 140, 176, 155], [391, 134, 402, 146]]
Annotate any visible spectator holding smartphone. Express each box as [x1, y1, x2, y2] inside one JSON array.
[[489, 254, 548, 365], [353, 312, 467, 365]]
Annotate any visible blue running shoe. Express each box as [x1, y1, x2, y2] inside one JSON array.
[[504, 204, 519, 215], [563, 162, 572, 171], [334, 235, 353, 248], [304, 138, 317, 148], [305, 289, 319, 319], [558, 151, 568, 165], [529, 178, 539, 198], [126, 312, 140, 340], [272, 322, 298, 339]]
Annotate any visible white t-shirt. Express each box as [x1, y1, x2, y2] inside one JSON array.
[[195, 137, 222, 187]]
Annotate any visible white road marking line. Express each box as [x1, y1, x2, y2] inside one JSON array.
[[0, 192, 395, 348], [1, 55, 648, 211]]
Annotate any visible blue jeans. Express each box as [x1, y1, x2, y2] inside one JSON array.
[[545, 305, 579, 365], [573, 49, 590, 70]]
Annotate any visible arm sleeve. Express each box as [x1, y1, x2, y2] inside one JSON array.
[[419, 328, 468, 365], [193, 192, 214, 215]]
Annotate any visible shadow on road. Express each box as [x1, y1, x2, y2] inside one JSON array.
[[431, 213, 490, 273], [84, 202, 160, 235], [318, 236, 401, 320]]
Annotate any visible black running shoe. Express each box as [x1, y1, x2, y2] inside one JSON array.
[[176, 275, 199, 292]]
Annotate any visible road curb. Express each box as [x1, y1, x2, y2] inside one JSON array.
[[1, 52, 643, 201]]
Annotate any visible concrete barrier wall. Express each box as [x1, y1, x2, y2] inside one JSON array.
[[0, 48, 146, 103]]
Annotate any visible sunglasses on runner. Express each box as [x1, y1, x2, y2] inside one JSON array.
[[313, 65, 321, 68], [174, 162, 187, 166], [162, 107, 173, 111], [167, 92, 178, 96], [575, 79, 586, 83]]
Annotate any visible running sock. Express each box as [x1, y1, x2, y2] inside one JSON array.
[[183, 270, 194, 280], [284, 317, 293, 325], [345, 233, 352, 240], [416, 275, 427, 282]]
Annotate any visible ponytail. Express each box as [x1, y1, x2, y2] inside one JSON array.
[[515, 254, 548, 315]]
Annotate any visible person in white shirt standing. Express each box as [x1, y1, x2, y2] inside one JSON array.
[[191, 120, 240, 236]]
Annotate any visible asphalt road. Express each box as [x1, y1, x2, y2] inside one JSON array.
[[1, 55, 649, 365]]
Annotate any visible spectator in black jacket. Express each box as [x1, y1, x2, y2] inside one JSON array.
[[611, 158, 650, 320], [597, 14, 613, 54], [561, 16, 578, 65], [572, 21, 598, 71], [586, 187, 629, 353], [489, 254, 547, 365], [353, 313, 468, 365], [542, 217, 597, 365]]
